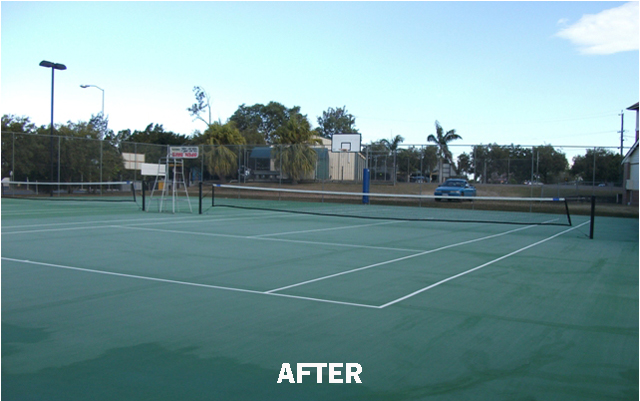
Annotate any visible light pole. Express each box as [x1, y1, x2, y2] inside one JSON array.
[[39, 60, 66, 184], [80, 84, 105, 116]]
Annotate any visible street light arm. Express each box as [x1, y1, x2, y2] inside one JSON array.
[[80, 84, 105, 116]]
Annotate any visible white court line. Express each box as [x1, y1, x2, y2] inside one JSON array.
[[0, 257, 380, 309], [265, 223, 539, 294], [249, 220, 400, 238], [2, 226, 121, 235], [1, 221, 589, 310], [378, 220, 591, 308], [1, 211, 290, 234], [1, 207, 136, 218], [115, 225, 426, 253]]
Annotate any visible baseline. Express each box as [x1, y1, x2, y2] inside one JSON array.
[[1, 257, 380, 309]]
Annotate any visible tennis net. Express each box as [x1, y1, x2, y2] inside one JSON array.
[[209, 184, 573, 226], [1, 181, 138, 203]]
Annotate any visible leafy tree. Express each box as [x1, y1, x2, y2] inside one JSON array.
[[1, 115, 43, 180], [2, 114, 36, 134], [456, 153, 472, 178], [427, 121, 462, 182], [571, 148, 623, 184], [468, 144, 568, 184], [230, 102, 303, 144], [125, 123, 188, 145], [533, 145, 568, 184], [422, 146, 438, 180], [315, 106, 359, 139], [364, 140, 393, 180], [396, 147, 420, 181], [2, 114, 123, 182], [471, 144, 533, 184], [55, 116, 123, 182], [272, 113, 321, 184]]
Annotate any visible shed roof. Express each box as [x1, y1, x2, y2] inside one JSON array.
[[249, 147, 272, 159]]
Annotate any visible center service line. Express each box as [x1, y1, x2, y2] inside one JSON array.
[[265, 223, 540, 294], [378, 220, 591, 308]]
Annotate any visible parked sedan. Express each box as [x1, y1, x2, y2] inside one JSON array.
[[434, 179, 476, 200]]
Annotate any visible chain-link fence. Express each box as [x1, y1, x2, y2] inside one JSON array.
[[2, 131, 626, 202], [1, 132, 368, 186]]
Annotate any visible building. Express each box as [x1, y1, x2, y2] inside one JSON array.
[[246, 136, 365, 182], [622, 102, 639, 205], [313, 136, 365, 182]]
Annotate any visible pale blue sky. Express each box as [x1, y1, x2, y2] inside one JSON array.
[[1, 1, 638, 160]]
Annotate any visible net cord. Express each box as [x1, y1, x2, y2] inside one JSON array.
[[214, 184, 567, 203], [5, 181, 132, 186]]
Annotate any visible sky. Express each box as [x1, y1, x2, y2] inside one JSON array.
[[1, 1, 638, 161]]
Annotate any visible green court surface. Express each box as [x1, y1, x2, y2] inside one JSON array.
[[1, 198, 638, 400]]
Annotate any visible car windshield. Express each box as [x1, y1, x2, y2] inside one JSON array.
[[443, 180, 464, 187]]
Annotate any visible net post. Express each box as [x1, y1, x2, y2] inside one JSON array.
[[564, 198, 572, 226], [131, 182, 136, 204], [212, 184, 215, 207], [198, 181, 203, 214], [141, 180, 146, 211], [589, 195, 596, 239], [362, 168, 370, 204]]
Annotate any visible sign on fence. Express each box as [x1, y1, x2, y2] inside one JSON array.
[[169, 147, 199, 159]]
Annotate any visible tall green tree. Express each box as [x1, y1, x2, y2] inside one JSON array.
[[571, 148, 623, 184], [230, 102, 303, 144], [272, 113, 321, 184], [396, 147, 421, 181], [1, 115, 42, 180], [125, 123, 188, 145], [456, 153, 472, 178], [471, 144, 533, 184], [315, 106, 359, 139], [55, 116, 123, 182], [533, 145, 568, 184], [427, 121, 462, 182], [422, 145, 438, 180]]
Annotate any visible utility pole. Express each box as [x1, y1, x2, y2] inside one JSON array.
[[619, 110, 625, 156]]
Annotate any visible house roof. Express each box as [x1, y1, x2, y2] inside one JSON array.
[[627, 102, 639, 111]]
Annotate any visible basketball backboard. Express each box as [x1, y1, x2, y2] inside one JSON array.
[[331, 134, 361, 153]]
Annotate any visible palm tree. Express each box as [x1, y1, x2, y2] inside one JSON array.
[[198, 121, 246, 182], [380, 135, 404, 183], [272, 113, 321, 184], [380, 134, 404, 153], [427, 121, 462, 183]]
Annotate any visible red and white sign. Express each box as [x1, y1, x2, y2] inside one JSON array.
[[169, 146, 199, 159]]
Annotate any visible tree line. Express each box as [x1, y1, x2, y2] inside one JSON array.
[[1, 86, 625, 185]]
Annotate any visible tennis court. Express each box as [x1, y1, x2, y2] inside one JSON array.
[[2, 193, 638, 400]]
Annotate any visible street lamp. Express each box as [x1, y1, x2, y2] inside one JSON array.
[[80, 84, 105, 116], [39, 60, 66, 184], [80, 84, 106, 185]]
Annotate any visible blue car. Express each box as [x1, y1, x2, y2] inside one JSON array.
[[434, 179, 476, 200]]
